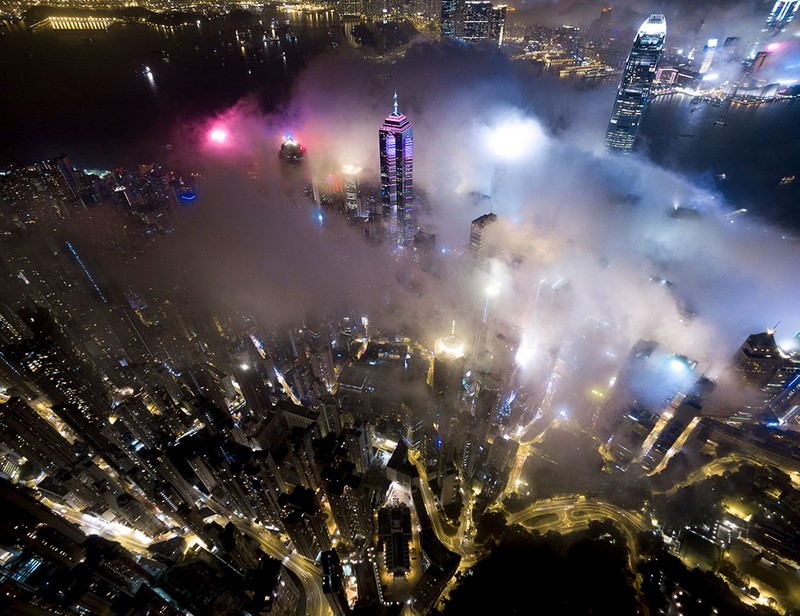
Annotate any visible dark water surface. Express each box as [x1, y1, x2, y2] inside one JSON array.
[[0, 10, 337, 165], [639, 93, 800, 231]]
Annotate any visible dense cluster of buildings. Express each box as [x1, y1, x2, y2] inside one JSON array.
[[4, 124, 800, 613], [603, 328, 800, 475], [0, 155, 194, 237], [4, 155, 800, 611], [0, 89, 518, 613], [1, 0, 508, 46], [440, 0, 506, 46], [2, 2, 800, 614]]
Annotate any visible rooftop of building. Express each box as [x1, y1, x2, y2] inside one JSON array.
[[639, 14, 666, 37], [471, 212, 498, 226]]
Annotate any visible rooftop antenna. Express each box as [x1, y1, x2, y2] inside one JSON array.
[[393, 91, 399, 116], [768, 320, 781, 335], [451, 320, 456, 336]]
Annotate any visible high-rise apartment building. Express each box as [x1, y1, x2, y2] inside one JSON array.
[[732, 330, 800, 416], [490, 4, 507, 45], [461, 1, 492, 41], [440, 0, 459, 36], [468, 212, 498, 265], [606, 14, 666, 153], [442, 0, 506, 45]]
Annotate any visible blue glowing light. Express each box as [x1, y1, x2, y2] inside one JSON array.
[[179, 191, 197, 202], [497, 391, 517, 420], [783, 372, 800, 392], [669, 357, 688, 372]]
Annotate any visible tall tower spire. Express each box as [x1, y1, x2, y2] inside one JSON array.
[[392, 91, 399, 116]]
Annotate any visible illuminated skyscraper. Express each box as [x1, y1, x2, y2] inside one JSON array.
[[697, 38, 718, 75], [440, 0, 459, 36], [490, 4, 507, 46], [606, 14, 666, 153], [379, 93, 414, 247], [339, 0, 364, 17], [433, 331, 465, 404], [461, 1, 492, 41], [445, 0, 506, 45], [765, 0, 800, 33], [342, 164, 362, 217], [460, 1, 506, 44], [732, 330, 800, 414]]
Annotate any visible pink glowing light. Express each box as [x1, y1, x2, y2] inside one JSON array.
[[209, 128, 228, 144]]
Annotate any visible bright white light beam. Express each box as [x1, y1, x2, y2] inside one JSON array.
[[486, 114, 545, 161]]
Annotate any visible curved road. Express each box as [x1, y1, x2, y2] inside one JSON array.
[[194, 492, 331, 616], [507, 497, 648, 562], [507, 497, 649, 612], [659, 454, 744, 495], [408, 451, 472, 557], [234, 520, 332, 616]]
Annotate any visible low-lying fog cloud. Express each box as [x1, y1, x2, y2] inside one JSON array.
[[127, 36, 800, 393]]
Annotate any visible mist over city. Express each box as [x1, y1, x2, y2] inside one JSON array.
[[2, 1, 800, 615], [134, 37, 800, 376]]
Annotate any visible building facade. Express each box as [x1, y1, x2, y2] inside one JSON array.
[[606, 14, 666, 153], [468, 212, 498, 265], [379, 93, 414, 248], [441, 0, 506, 45], [766, 0, 800, 33], [461, 1, 492, 41]]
